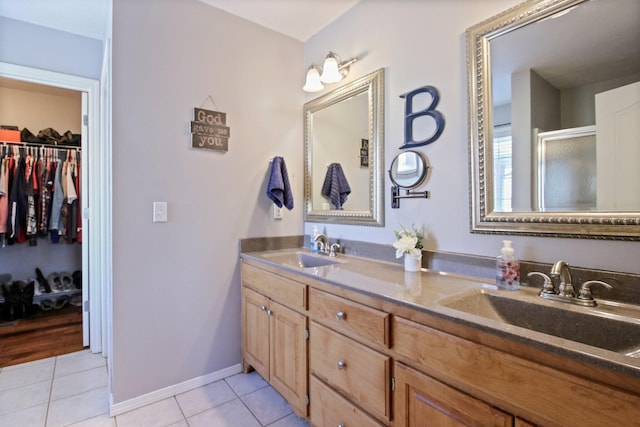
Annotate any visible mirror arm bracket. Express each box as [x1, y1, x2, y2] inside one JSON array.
[[391, 186, 430, 209]]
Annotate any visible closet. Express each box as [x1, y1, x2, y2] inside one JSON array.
[[0, 77, 85, 367]]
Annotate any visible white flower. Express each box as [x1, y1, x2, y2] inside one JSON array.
[[393, 236, 421, 258]]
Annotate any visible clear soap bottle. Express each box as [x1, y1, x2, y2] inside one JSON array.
[[310, 226, 320, 253], [496, 240, 520, 290]]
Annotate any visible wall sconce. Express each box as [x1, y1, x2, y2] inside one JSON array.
[[303, 52, 358, 92]]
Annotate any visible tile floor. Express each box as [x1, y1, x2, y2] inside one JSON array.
[[0, 350, 310, 427]]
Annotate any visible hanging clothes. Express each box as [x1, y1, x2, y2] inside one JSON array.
[[0, 142, 82, 247], [8, 156, 28, 244]]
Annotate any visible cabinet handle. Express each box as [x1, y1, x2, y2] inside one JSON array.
[[336, 311, 346, 321], [267, 309, 273, 316], [260, 305, 266, 312], [337, 424, 345, 427], [337, 360, 346, 369]]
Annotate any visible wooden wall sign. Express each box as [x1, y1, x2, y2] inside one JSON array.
[[190, 107, 230, 152]]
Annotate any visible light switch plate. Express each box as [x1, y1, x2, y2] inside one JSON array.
[[273, 205, 283, 220], [153, 201, 168, 222]]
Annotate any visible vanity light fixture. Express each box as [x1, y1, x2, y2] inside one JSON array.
[[303, 65, 324, 92], [303, 51, 358, 92]]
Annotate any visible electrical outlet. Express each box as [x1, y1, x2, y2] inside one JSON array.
[[273, 205, 283, 220], [153, 201, 168, 222]]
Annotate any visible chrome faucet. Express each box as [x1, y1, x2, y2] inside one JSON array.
[[527, 260, 612, 307], [312, 233, 329, 254], [550, 260, 575, 297]]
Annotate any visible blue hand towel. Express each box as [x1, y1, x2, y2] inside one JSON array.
[[321, 163, 351, 210], [266, 156, 294, 210]]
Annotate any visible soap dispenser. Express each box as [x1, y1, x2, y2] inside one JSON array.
[[496, 240, 520, 290], [310, 226, 320, 253]]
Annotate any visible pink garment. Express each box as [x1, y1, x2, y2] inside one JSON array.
[[0, 158, 9, 233]]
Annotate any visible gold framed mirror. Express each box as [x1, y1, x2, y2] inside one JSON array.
[[467, 0, 640, 240], [304, 68, 384, 226]]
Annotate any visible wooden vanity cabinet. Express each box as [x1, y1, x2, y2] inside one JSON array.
[[241, 263, 308, 417], [242, 257, 640, 427], [308, 288, 392, 425], [394, 362, 513, 427]]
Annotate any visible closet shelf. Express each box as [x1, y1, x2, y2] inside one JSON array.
[[0, 288, 81, 306], [1, 140, 82, 151]]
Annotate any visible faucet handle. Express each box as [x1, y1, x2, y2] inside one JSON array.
[[527, 272, 555, 294], [329, 243, 341, 257], [577, 280, 612, 301]]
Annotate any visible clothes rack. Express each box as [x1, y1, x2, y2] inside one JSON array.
[[0, 140, 83, 248]]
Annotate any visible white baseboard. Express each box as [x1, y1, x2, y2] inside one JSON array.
[[109, 363, 242, 416]]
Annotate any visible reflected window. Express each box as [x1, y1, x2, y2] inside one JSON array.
[[493, 125, 512, 212]]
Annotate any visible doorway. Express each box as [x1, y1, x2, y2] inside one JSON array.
[[0, 62, 108, 364]]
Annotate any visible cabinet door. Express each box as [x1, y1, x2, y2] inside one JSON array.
[[394, 362, 512, 427], [270, 300, 308, 417], [242, 287, 270, 380], [310, 375, 384, 427]]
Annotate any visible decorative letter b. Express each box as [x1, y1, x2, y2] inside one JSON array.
[[400, 86, 445, 149]]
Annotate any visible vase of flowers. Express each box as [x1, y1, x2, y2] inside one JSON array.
[[393, 224, 424, 272]]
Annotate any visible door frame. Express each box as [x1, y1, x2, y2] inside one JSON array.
[[0, 61, 111, 356]]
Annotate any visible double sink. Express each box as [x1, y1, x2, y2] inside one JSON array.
[[255, 250, 640, 362]]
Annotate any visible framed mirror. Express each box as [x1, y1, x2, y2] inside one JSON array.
[[467, 0, 640, 240], [304, 68, 384, 226]]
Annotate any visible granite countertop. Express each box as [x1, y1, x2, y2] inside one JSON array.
[[241, 248, 640, 380]]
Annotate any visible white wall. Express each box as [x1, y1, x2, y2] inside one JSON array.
[[111, 0, 302, 403], [303, 0, 640, 274], [0, 17, 103, 80]]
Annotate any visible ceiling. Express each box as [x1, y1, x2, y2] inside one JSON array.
[[0, 0, 360, 42], [197, 0, 360, 41], [0, 0, 111, 40]]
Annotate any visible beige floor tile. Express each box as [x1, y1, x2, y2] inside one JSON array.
[[51, 366, 108, 401], [224, 371, 268, 396], [115, 397, 185, 427], [175, 379, 237, 417], [0, 380, 51, 416], [46, 386, 110, 427], [241, 386, 293, 426], [66, 413, 116, 427], [54, 350, 105, 378], [0, 358, 55, 392], [267, 412, 310, 427], [188, 398, 261, 427], [2, 356, 55, 371], [0, 402, 47, 427]]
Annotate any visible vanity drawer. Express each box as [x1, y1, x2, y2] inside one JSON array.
[[242, 263, 306, 310], [310, 375, 384, 427], [310, 321, 391, 422], [309, 288, 389, 348]]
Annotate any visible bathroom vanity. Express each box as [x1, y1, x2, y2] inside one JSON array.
[[240, 249, 640, 427]]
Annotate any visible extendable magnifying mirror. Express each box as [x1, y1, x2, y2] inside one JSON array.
[[389, 150, 430, 209]]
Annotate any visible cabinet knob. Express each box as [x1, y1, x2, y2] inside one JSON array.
[[337, 424, 345, 427], [267, 309, 273, 316], [337, 360, 346, 369], [336, 311, 346, 321], [260, 305, 266, 312]]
